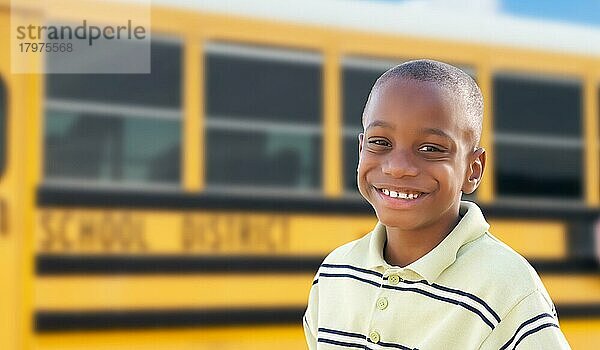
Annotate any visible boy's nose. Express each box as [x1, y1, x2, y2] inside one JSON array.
[[382, 151, 419, 178]]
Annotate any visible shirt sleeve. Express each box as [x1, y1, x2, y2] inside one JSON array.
[[479, 289, 571, 350], [303, 273, 319, 350]]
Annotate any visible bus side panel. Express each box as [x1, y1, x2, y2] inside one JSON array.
[[0, 8, 18, 350]]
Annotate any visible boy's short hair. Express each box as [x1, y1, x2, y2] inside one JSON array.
[[363, 59, 483, 147]]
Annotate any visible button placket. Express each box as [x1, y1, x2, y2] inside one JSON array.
[[384, 268, 405, 286], [388, 274, 403, 285], [376, 296, 388, 310], [369, 272, 393, 346], [368, 330, 381, 344]]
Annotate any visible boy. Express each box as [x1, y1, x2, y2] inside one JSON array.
[[303, 59, 571, 349]]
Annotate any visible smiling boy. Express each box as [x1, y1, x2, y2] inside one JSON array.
[[303, 59, 571, 349]]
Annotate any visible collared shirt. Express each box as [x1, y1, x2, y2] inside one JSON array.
[[303, 201, 571, 350]]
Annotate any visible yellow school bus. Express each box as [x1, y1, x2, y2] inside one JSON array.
[[1, 0, 599, 349]]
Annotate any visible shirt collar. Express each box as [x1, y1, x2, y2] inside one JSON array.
[[364, 200, 490, 283]]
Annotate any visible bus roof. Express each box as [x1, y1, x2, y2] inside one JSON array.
[[156, 0, 600, 58]]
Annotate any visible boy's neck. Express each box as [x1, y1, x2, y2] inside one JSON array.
[[383, 213, 461, 268]]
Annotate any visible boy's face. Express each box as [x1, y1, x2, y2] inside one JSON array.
[[357, 79, 485, 231]]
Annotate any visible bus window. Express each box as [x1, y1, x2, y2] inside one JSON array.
[[493, 74, 582, 199], [44, 40, 182, 187], [205, 43, 322, 194], [0, 77, 5, 178]]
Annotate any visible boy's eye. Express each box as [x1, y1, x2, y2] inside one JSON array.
[[419, 145, 443, 152], [368, 139, 391, 147]]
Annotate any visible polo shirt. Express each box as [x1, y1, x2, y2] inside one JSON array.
[[303, 200, 571, 349]]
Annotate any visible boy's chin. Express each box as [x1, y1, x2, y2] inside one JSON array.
[[375, 211, 426, 231]]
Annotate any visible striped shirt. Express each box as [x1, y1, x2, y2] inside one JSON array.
[[303, 201, 571, 349]]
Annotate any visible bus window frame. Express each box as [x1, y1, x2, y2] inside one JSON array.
[[0, 75, 7, 180], [42, 35, 183, 190], [203, 41, 324, 197], [493, 71, 583, 201]]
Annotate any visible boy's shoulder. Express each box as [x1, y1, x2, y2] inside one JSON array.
[[463, 231, 540, 283], [451, 230, 554, 310]]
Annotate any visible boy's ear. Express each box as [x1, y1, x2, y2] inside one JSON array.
[[358, 133, 364, 154], [357, 133, 364, 172], [462, 147, 486, 194]]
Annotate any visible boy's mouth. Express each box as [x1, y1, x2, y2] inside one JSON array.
[[375, 186, 426, 200]]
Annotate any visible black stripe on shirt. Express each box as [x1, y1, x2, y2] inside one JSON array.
[[318, 272, 495, 329], [384, 277, 500, 323], [318, 337, 370, 349], [319, 327, 366, 339], [382, 284, 495, 330], [323, 264, 498, 323], [511, 323, 559, 350], [312, 279, 319, 285], [319, 328, 415, 350], [319, 272, 382, 288], [499, 313, 556, 350], [376, 339, 416, 350], [430, 282, 501, 322], [319, 264, 497, 329], [321, 263, 383, 278]]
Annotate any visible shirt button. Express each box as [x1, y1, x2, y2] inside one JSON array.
[[368, 330, 380, 344], [376, 297, 388, 310], [388, 274, 402, 285]]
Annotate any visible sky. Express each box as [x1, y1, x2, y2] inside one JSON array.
[[502, 0, 600, 27], [373, 0, 600, 28]]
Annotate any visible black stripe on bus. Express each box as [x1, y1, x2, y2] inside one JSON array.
[[35, 307, 304, 332], [36, 255, 323, 275], [37, 186, 373, 214], [530, 258, 599, 274], [38, 186, 600, 220], [36, 255, 599, 275], [556, 304, 600, 319], [35, 304, 600, 332]]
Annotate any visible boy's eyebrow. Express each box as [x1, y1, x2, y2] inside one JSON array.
[[365, 122, 457, 145], [421, 127, 454, 140], [365, 120, 395, 131]]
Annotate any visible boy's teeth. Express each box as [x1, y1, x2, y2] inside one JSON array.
[[380, 188, 421, 200]]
